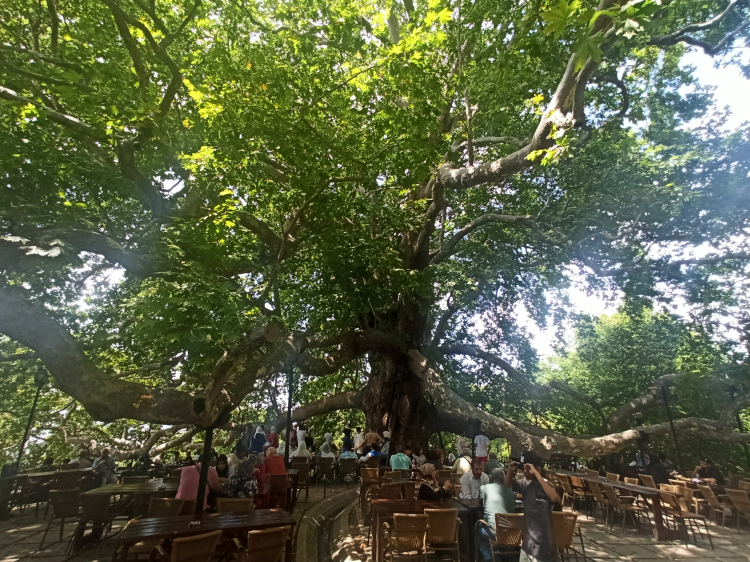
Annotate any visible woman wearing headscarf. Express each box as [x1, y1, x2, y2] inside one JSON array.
[[250, 426, 267, 453], [216, 454, 231, 482], [324, 432, 333, 446], [268, 426, 280, 449], [293, 440, 313, 462], [318, 442, 336, 463], [416, 463, 453, 501], [265, 447, 287, 474]]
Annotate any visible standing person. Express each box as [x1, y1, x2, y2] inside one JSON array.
[[691, 458, 726, 485], [296, 423, 307, 449], [475, 431, 491, 463], [460, 457, 490, 499], [381, 431, 391, 458], [353, 427, 365, 454], [477, 468, 516, 562], [504, 452, 560, 562], [267, 426, 279, 449], [455, 448, 473, 475], [342, 428, 352, 452], [390, 446, 412, 470], [93, 448, 118, 485], [412, 447, 427, 466], [250, 426, 266, 453], [455, 435, 469, 457], [364, 427, 383, 450], [240, 425, 254, 451]]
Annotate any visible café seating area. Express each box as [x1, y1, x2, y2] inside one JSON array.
[[2, 462, 750, 562]]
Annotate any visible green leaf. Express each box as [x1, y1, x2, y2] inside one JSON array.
[[542, 0, 581, 37]]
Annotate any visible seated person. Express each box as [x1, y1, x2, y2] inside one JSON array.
[[390, 446, 412, 470], [460, 457, 489, 499], [483, 452, 502, 475], [368, 443, 383, 458], [339, 447, 357, 460], [317, 442, 336, 464], [691, 457, 725, 485], [477, 468, 515, 562], [176, 461, 221, 510], [416, 463, 453, 501], [264, 447, 287, 475], [454, 448, 473, 475], [645, 454, 670, 485], [216, 454, 232, 483]]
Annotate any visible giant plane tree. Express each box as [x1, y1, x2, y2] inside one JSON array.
[[1, 0, 750, 459]]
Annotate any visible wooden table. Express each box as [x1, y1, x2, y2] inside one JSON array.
[[85, 482, 179, 496], [114, 510, 296, 562], [0, 468, 93, 482], [359, 478, 411, 520], [371, 499, 470, 562], [555, 470, 686, 542]]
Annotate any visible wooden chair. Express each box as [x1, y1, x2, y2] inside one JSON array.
[[217, 498, 255, 513], [133, 491, 171, 519], [602, 484, 649, 532], [424, 508, 460, 562], [69, 492, 114, 553], [659, 484, 676, 493], [605, 472, 620, 482], [739, 481, 750, 491], [639, 474, 656, 488], [552, 511, 579, 560], [624, 477, 638, 485], [294, 461, 310, 503], [230, 526, 291, 562], [436, 470, 453, 485], [10, 475, 42, 517], [697, 485, 728, 527], [403, 481, 417, 501], [382, 514, 429, 562], [569, 475, 594, 516], [149, 530, 222, 562], [316, 457, 335, 498], [725, 489, 750, 532], [556, 474, 576, 510], [669, 479, 687, 487], [450, 473, 462, 485], [123, 476, 150, 484], [338, 458, 356, 486], [40, 489, 80, 550], [367, 484, 404, 543], [366, 455, 381, 469], [474, 514, 524, 562], [452, 484, 462, 499], [148, 498, 186, 517], [385, 470, 408, 480], [360, 467, 379, 480], [587, 480, 610, 525], [265, 474, 290, 509], [660, 492, 713, 548], [587, 469, 599, 477]]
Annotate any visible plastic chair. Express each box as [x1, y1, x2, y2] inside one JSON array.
[[40, 489, 80, 550], [230, 525, 291, 562], [149, 530, 222, 562], [338, 458, 356, 486], [316, 457, 335, 498], [602, 484, 649, 532], [639, 474, 656, 488], [123, 476, 150, 484], [697, 485, 728, 527], [149, 498, 186, 517], [424, 508, 460, 562], [382, 514, 428, 562], [725, 489, 750, 532], [660, 492, 713, 548], [605, 472, 620, 482]]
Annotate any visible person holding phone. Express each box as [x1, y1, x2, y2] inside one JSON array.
[[504, 452, 560, 562]]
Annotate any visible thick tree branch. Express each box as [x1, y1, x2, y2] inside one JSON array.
[[114, 355, 183, 378], [269, 389, 364, 430], [101, 0, 149, 95]]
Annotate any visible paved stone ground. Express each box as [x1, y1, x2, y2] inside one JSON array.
[[2, 478, 749, 562]]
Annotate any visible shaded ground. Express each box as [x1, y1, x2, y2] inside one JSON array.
[[2, 478, 749, 562]]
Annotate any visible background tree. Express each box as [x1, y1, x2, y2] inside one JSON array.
[[1, 0, 749, 463]]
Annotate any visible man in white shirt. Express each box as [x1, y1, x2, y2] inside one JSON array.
[[353, 427, 365, 455], [475, 433, 491, 463], [460, 457, 489, 498]]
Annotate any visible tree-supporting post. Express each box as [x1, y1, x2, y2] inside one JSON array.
[[285, 368, 293, 467], [16, 368, 47, 473], [194, 427, 213, 516], [661, 386, 686, 475]]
